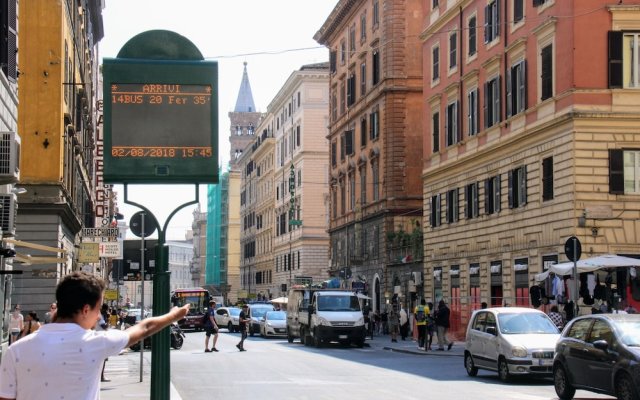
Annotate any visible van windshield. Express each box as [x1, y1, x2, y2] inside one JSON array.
[[317, 295, 360, 312]]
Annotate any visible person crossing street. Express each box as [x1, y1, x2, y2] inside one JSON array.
[[204, 299, 219, 352], [236, 304, 249, 352]]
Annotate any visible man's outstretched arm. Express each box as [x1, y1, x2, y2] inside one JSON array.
[[125, 305, 189, 347]]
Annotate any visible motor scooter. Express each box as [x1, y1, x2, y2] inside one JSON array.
[[129, 322, 185, 351]]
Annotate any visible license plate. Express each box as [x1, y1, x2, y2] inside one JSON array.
[[339, 335, 348, 339], [538, 359, 552, 366]]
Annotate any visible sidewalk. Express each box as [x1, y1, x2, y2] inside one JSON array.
[[100, 335, 463, 399]]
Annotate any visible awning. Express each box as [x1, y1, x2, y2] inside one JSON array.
[[3, 238, 68, 266]]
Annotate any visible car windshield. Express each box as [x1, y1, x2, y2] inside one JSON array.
[[498, 312, 559, 334], [266, 311, 286, 320], [250, 307, 272, 318], [228, 308, 241, 316], [317, 295, 361, 312], [616, 320, 640, 346]]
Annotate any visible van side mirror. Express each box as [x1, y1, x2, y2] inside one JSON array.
[[308, 304, 315, 314], [486, 326, 497, 336]]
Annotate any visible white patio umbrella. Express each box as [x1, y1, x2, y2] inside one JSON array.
[[535, 254, 640, 281], [270, 296, 288, 304]]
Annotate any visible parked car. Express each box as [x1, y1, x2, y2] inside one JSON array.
[[553, 313, 640, 400], [215, 307, 241, 332], [248, 303, 274, 336], [464, 307, 560, 381], [260, 310, 287, 338]]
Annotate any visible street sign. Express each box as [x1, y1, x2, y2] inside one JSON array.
[[78, 242, 100, 263], [564, 236, 582, 262], [130, 212, 158, 237], [289, 219, 302, 226], [99, 242, 123, 258]]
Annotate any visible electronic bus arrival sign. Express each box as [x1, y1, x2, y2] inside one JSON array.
[[103, 30, 218, 183]]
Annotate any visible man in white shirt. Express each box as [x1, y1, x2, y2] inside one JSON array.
[[0, 272, 189, 400]]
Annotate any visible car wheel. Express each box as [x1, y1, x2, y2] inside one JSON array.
[[553, 364, 576, 400], [171, 335, 184, 350], [287, 328, 294, 343], [498, 357, 511, 382], [464, 352, 478, 377], [249, 326, 255, 337], [228, 322, 234, 332], [313, 328, 322, 348], [615, 372, 639, 400]]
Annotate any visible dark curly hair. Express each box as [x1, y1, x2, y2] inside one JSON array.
[[55, 272, 105, 319]]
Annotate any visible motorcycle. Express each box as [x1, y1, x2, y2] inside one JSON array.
[[129, 322, 185, 351]]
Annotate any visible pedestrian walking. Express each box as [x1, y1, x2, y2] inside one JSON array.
[[548, 305, 565, 330], [8, 305, 23, 345], [236, 304, 249, 351], [434, 299, 452, 351], [19, 311, 41, 339], [399, 306, 409, 340], [388, 303, 400, 343], [426, 302, 435, 350], [43, 303, 56, 324], [414, 299, 429, 350], [204, 299, 219, 352], [0, 271, 189, 400]]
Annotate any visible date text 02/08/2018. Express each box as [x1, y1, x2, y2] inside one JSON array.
[[111, 147, 212, 158]]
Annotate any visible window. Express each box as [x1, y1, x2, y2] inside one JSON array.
[[514, 0, 524, 23], [360, 61, 367, 95], [533, 0, 549, 6], [467, 88, 479, 136], [432, 111, 440, 152], [347, 71, 356, 106], [331, 90, 337, 121], [430, 194, 441, 227], [485, 174, 501, 214], [449, 32, 457, 70], [342, 130, 354, 157], [609, 31, 640, 89], [331, 141, 337, 166], [372, 0, 379, 28], [349, 24, 356, 54], [541, 44, 553, 100], [0, 0, 17, 82], [340, 178, 346, 215], [542, 156, 554, 201], [445, 101, 460, 146], [484, 0, 500, 43], [432, 45, 440, 82], [609, 149, 640, 194], [340, 80, 346, 115], [506, 60, 527, 117], [349, 172, 356, 211], [433, 0, 439, 8], [372, 49, 381, 85], [466, 182, 479, 219], [369, 108, 379, 140], [340, 39, 346, 65], [484, 76, 501, 128], [468, 16, 477, 57], [508, 165, 527, 208], [372, 159, 380, 201], [360, 12, 367, 42], [446, 189, 459, 223], [360, 166, 367, 205], [360, 117, 367, 147]]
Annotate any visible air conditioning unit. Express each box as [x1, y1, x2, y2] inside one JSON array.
[[0, 193, 17, 235], [0, 132, 20, 184]]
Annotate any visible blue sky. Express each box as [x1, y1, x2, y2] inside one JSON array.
[[101, 0, 335, 239]]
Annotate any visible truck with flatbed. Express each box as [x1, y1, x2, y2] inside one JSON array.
[[286, 288, 366, 348]]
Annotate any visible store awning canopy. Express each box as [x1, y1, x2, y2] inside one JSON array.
[[3, 238, 68, 265], [535, 254, 640, 281]]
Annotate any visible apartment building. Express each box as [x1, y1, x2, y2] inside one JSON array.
[[421, 0, 640, 338], [315, 0, 424, 313], [239, 63, 331, 300]]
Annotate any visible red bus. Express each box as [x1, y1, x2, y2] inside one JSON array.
[[171, 287, 211, 331]]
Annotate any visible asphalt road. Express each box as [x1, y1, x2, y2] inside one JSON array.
[[160, 330, 614, 400]]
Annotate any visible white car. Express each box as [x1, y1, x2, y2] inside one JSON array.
[[260, 311, 287, 338], [464, 307, 561, 381], [214, 307, 241, 332]]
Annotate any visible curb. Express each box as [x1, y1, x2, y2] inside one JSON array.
[[382, 346, 464, 356]]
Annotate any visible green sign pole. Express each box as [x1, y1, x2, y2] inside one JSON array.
[[125, 185, 199, 400]]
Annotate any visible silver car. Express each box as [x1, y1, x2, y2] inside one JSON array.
[[214, 307, 241, 332], [464, 307, 561, 381], [260, 311, 287, 338]]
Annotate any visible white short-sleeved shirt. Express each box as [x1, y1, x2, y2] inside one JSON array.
[[0, 323, 129, 400]]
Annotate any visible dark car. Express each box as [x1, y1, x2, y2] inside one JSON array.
[[553, 313, 640, 400]]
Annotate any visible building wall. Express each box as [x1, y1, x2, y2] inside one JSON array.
[[421, 0, 640, 338], [315, 0, 424, 311], [227, 168, 242, 303]]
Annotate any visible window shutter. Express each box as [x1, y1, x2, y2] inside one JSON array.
[[496, 76, 502, 122], [484, 179, 491, 214], [0, 0, 17, 82], [495, 0, 501, 37], [483, 82, 489, 128], [432, 112, 440, 152], [608, 31, 623, 89], [444, 106, 449, 146], [484, 5, 490, 43], [430, 196, 436, 227], [474, 182, 480, 217], [456, 100, 462, 142], [542, 157, 554, 200], [609, 149, 624, 194], [508, 170, 514, 208], [465, 185, 471, 218], [330, 50, 337, 73], [521, 165, 527, 205], [521, 60, 528, 111], [506, 67, 512, 118], [495, 175, 501, 212], [541, 45, 553, 100]]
